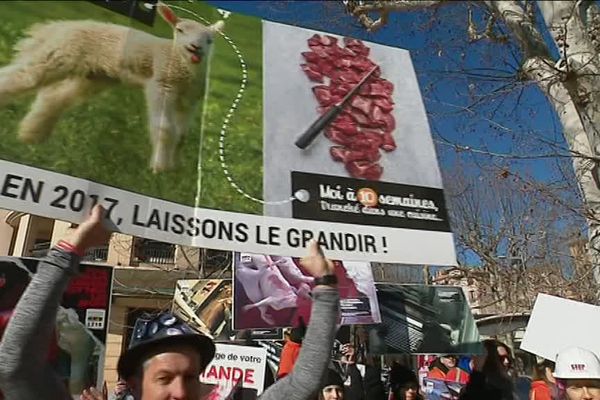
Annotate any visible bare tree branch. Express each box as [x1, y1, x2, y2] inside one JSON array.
[[485, 0, 551, 58], [344, 0, 444, 31]]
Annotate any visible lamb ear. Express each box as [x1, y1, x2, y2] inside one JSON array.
[[157, 2, 179, 27], [210, 20, 225, 33]]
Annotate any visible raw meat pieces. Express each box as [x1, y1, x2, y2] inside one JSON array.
[[300, 34, 397, 181]]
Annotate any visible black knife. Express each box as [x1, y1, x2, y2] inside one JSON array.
[[295, 65, 379, 150]]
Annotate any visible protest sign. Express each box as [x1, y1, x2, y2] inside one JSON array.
[[422, 378, 465, 400], [0, 256, 113, 396], [232, 252, 381, 329], [520, 293, 600, 361], [200, 343, 267, 400], [172, 279, 233, 340], [0, 1, 455, 264], [365, 284, 482, 355], [172, 278, 283, 341]]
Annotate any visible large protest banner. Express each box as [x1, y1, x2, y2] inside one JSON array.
[[0, 1, 455, 264], [232, 252, 381, 329], [200, 343, 267, 400], [0, 257, 113, 397]]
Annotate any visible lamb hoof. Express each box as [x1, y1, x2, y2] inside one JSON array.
[[18, 129, 49, 144], [151, 164, 168, 174], [150, 158, 174, 174]]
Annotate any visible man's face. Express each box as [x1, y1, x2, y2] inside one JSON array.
[[565, 379, 600, 400], [440, 356, 457, 369], [322, 385, 344, 400], [496, 346, 511, 370], [404, 385, 418, 400], [130, 347, 202, 400]]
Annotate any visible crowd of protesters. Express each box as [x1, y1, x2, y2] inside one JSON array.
[[0, 205, 599, 400]]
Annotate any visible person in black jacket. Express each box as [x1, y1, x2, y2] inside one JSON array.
[[459, 339, 515, 400], [340, 344, 386, 400], [389, 363, 423, 400]]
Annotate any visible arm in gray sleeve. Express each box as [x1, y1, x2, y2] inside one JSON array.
[[259, 287, 340, 400], [0, 248, 80, 400]]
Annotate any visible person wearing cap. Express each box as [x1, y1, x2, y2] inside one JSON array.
[[0, 205, 341, 400], [553, 347, 600, 400]]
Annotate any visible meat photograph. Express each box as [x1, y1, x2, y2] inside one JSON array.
[[299, 35, 396, 180], [232, 252, 381, 330], [263, 21, 444, 220]]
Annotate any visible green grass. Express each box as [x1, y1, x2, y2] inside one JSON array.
[[198, 7, 263, 214], [0, 1, 262, 213]]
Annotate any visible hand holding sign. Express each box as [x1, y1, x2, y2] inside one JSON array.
[[64, 205, 113, 252]]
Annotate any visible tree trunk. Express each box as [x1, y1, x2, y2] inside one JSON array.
[[522, 56, 600, 296], [487, 0, 600, 297], [536, 1, 600, 294]]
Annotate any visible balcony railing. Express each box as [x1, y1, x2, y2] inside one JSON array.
[[28, 239, 174, 265], [30, 241, 51, 258], [135, 241, 175, 265], [82, 246, 109, 262], [29, 242, 108, 262]]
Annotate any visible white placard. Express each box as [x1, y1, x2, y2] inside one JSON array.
[[200, 343, 268, 394], [520, 293, 600, 360]]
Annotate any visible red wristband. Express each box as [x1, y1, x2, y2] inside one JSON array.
[[56, 240, 85, 257]]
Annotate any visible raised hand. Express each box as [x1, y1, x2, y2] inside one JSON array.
[[80, 383, 107, 400], [63, 205, 112, 251], [299, 240, 335, 279], [341, 343, 356, 364]]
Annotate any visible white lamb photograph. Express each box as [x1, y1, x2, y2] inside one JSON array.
[[0, 1, 236, 208], [0, 2, 222, 174]]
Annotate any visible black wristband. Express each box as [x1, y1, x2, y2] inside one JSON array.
[[313, 274, 338, 286]]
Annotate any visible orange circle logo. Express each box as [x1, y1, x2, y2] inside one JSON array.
[[357, 188, 378, 207]]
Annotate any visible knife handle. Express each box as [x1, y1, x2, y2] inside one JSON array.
[[295, 105, 342, 149]]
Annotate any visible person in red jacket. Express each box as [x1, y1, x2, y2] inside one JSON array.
[[428, 355, 470, 384], [530, 360, 556, 400], [277, 323, 306, 379]]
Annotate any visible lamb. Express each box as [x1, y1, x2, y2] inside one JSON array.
[[0, 2, 224, 173]]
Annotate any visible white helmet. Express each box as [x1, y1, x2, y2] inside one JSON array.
[[554, 347, 600, 380]]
